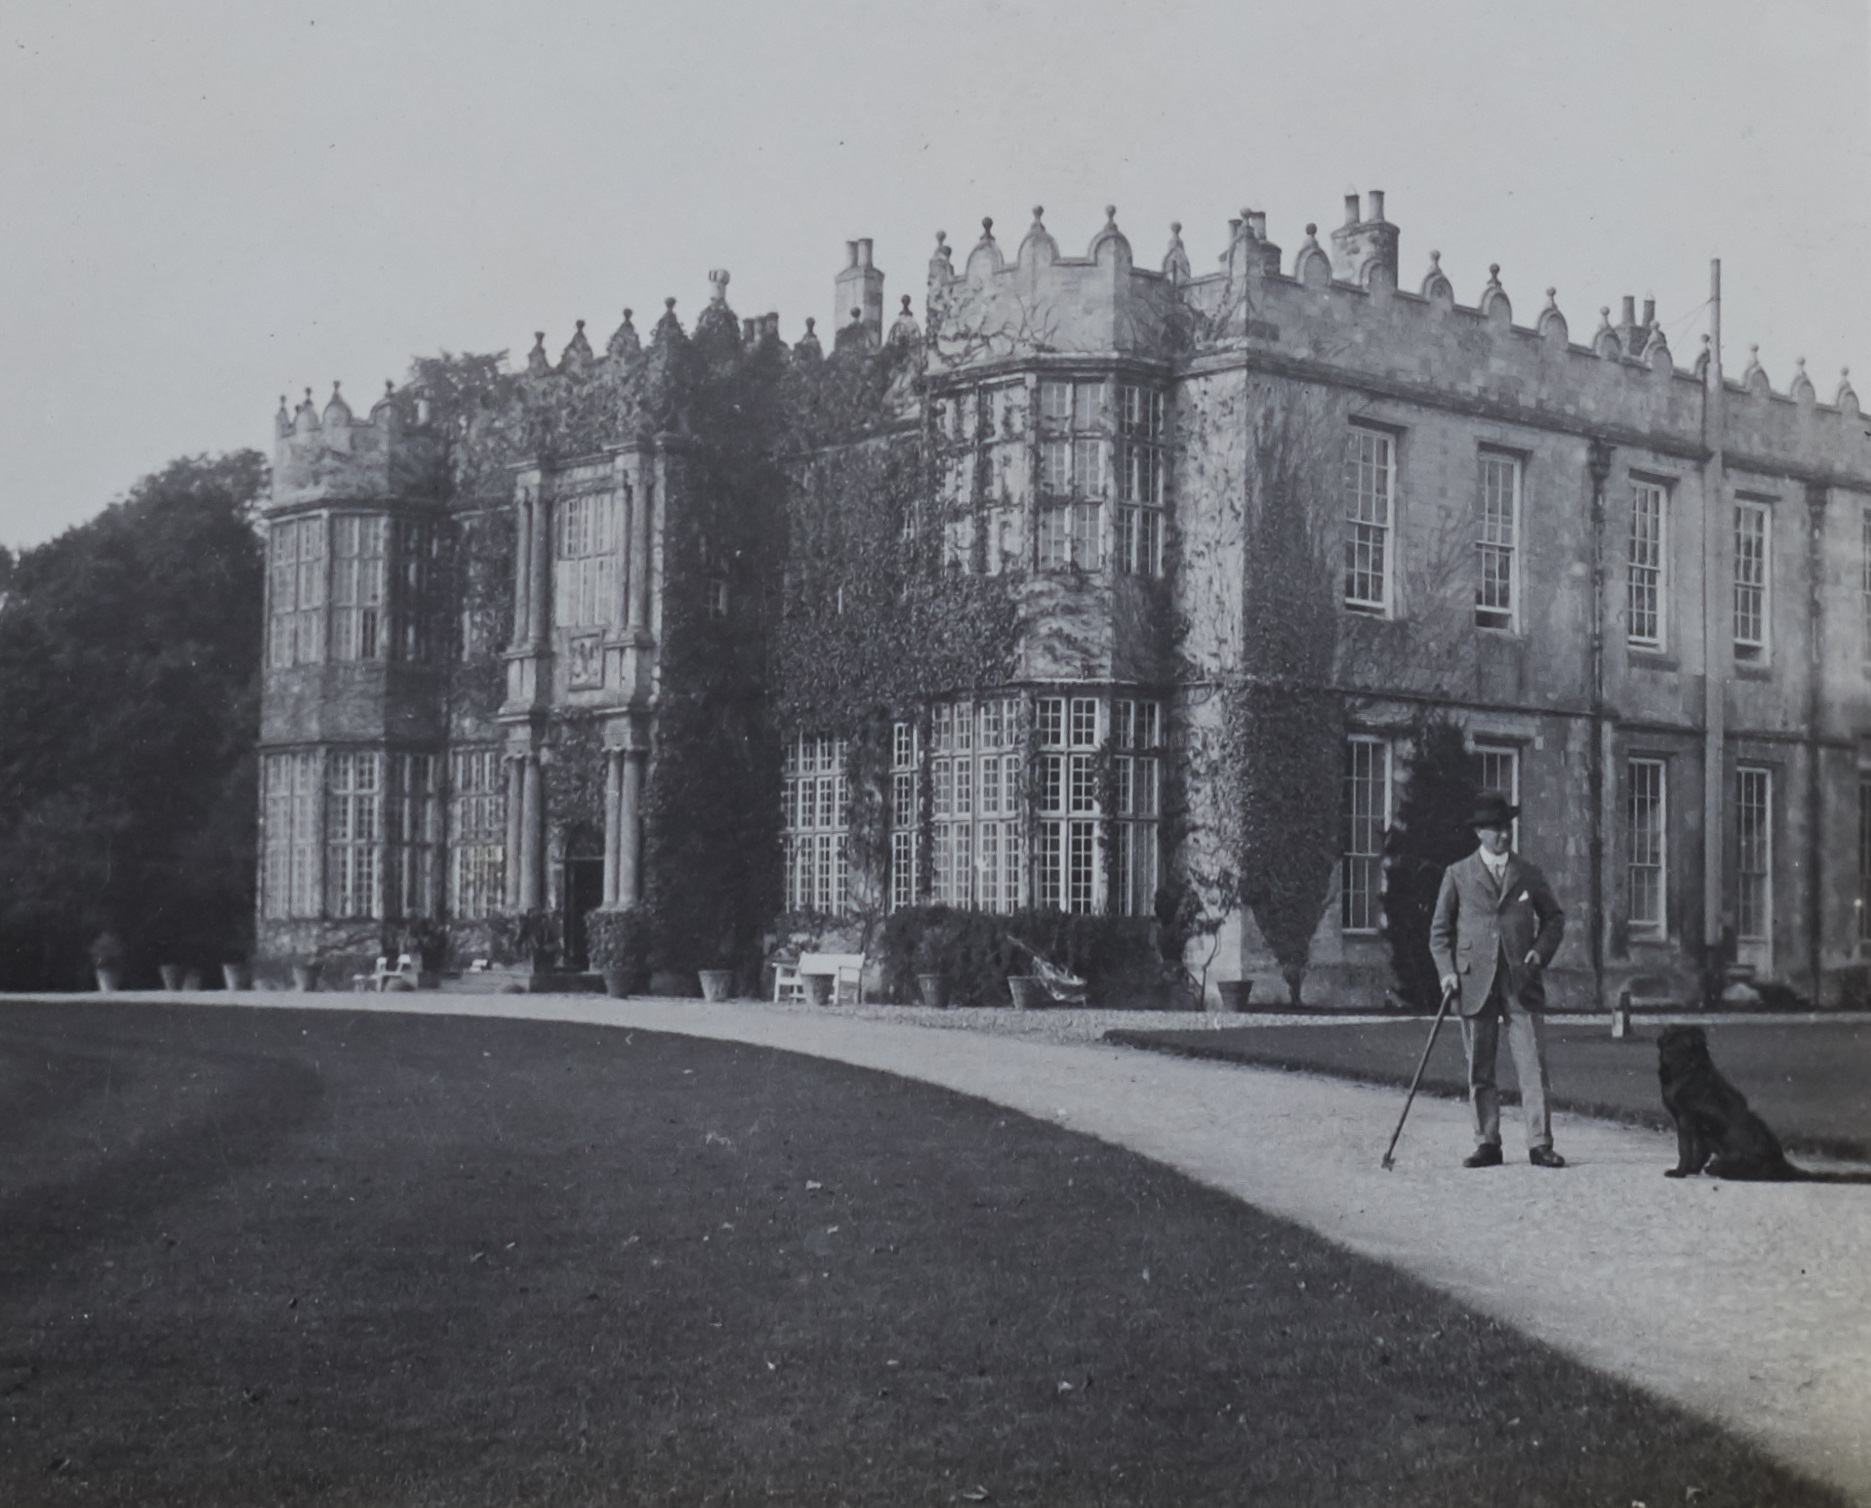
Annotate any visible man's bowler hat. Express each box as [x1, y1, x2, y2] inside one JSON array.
[[1468, 791, 1521, 829]]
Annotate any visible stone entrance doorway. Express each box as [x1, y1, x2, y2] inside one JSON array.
[[562, 858, 605, 970]]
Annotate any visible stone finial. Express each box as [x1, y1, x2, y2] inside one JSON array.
[[1294, 223, 1331, 289], [1018, 204, 1058, 266], [561, 318, 594, 371], [1644, 321, 1672, 375], [1420, 249, 1453, 304], [1537, 287, 1568, 347], [527, 331, 550, 375], [794, 315, 823, 363], [370, 379, 399, 426], [322, 380, 352, 426], [1743, 343, 1771, 397], [293, 387, 320, 433], [1790, 356, 1817, 404], [1692, 333, 1711, 379], [929, 229, 953, 283], [1162, 221, 1191, 283], [888, 293, 920, 347], [1593, 307, 1621, 360], [978, 216, 995, 244], [1478, 263, 1511, 324], [1087, 203, 1130, 264], [275, 394, 292, 437], [1836, 366, 1858, 416], [607, 308, 641, 362]]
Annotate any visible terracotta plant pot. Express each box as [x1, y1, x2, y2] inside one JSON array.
[[601, 967, 631, 999], [291, 962, 321, 993], [95, 967, 122, 994], [222, 963, 250, 992], [697, 968, 735, 1003], [1007, 975, 1047, 1011], [159, 964, 186, 992], [801, 972, 835, 1006], [916, 972, 952, 1009], [1215, 979, 1254, 1014]]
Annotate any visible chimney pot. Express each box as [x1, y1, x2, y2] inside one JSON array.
[[1621, 295, 1637, 327], [1344, 193, 1361, 227], [1367, 190, 1385, 222], [1641, 296, 1656, 326], [1248, 210, 1267, 239], [858, 238, 874, 268], [846, 240, 859, 269]]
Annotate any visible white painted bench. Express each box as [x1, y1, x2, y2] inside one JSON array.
[[773, 951, 864, 1005]]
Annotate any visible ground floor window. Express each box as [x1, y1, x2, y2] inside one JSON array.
[[262, 750, 321, 919], [784, 734, 848, 912], [931, 696, 1023, 912], [1858, 777, 1871, 944], [1474, 741, 1520, 848], [1341, 737, 1390, 933], [1736, 766, 1772, 943], [1627, 758, 1667, 934], [450, 748, 506, 920]]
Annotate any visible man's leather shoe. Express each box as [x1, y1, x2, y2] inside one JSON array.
[[1528, 1146, 1567, 1169], [1462, 1144, 1504, 1168]]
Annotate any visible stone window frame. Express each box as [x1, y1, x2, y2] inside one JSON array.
[[1735, 764, 1773, 944], [1474, 447, 1523, 632], [1627, 477, 1670, 652], [1115, 384, 1165, 578], [1036, 377, 1107, 571], [1626, 756, 1669, 936], [449, 746, 507, 922], [1340, 734, 1391, 933], [1733, 497, 1772, 663], [1343, 424, 1397, 617]]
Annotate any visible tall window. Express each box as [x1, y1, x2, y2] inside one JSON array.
[[783, 734, 848, 912], [1628, 482, 1667, 649], [269, 516, 326, 668], [1474, 742, 1520, 847], [1116, 385, 1164, 576], [1036, 695, 1100, 912], [1341, 738, 1389, 932], [1037, 379, 1105, 570], [1627, 758, 1667, 933], [384, 753, 439, 920], [1475, 451, 1520, 630], [393, 520, 434, 661], [326, 751, 382, 918], [890, 720, 921, 910], [1110, 699, 1161, 916], [1859, 776, 1871, 943], [261, 751, 321, 919], [1861, 509, 1871, 669], [450, 748, 506, 920], [331, 515, 387, 661], [1733, 502, 1769, 661], [1736, 766, 1771, 942], [1344, 427, 1394, 614], [931, 698, 1023, 912], [556, 493, 618, 629]]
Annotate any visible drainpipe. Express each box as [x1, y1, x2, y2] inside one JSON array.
[[1701, 261, 1728, 1004], [1587, 439, 1613, 1012], [1805, 480, 1828, 1000]]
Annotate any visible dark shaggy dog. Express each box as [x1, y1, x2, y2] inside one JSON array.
[[1656, 1025, 1798, 1181]]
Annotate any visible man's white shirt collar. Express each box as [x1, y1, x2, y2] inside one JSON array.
[[1480, 848, 1510, 879]]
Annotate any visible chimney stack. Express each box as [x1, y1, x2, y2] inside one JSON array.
[[1329, 189, 1400, 288], [834, 236, 886, 346]]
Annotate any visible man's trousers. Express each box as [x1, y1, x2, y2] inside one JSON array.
[[1459, 970, 1553, 1150]]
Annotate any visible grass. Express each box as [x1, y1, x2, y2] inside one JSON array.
[[1106, 1018, 1871, 1161], [0, 999, 1849, 1507]]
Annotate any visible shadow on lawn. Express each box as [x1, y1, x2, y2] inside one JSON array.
[[0, 1038, 323, 1291]]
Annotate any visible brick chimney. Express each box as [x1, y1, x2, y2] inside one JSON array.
[[834, 238, 885, 347], [1329, 190, 1400, 289]]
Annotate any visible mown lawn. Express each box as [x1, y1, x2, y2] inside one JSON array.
[[0, 1000, 1847, 1507], [1109, 1018, 1871, 1159]]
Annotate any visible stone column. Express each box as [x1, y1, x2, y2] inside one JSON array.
[[619, 751, 646, 905], [513, 493, 533, 644], [529, 489, 552, 649], [504, 754, 525, 911], [602, 748, 623, 905], [519, 753, 544, 910], [629, 467, 652, 634], [614, 481, 633, 632], [1805, 482, 1828, 998]]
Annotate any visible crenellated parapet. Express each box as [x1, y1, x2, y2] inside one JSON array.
[[271, 381, 446, 511]]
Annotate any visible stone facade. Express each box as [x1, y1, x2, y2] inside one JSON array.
[[257, 191, 1871, 1006]]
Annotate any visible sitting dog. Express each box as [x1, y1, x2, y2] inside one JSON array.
[[1656, 1025, 1797, 1181]]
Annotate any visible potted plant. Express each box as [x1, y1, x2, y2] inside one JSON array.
[[391, 917, 449, 988], [912, 918, 957, 1009], [291, 956, 322, 992], [588, 907, 648, 999], [1215, 979, 1254, 1013], [90, 931, 125, 993], [697, 966, 737, 1003], [498, 908, 560, 977]]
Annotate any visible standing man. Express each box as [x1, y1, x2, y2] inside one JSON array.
[[1429, 791, 1568, 1169]]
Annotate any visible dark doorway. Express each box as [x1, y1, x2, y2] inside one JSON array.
[[562, 859, 605, 970]]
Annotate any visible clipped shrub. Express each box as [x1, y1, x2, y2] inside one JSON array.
[[586, 907, 651, 993], [879, 906, 1182, 1009]]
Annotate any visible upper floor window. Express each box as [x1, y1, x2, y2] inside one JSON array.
[[1733, 501, 1770, 661], [269, 516, 327, 668], [1038, 379, 1105, 571], [331, 515, 387, 661], [1344, 427, 1394, 614], [1628, 481, 1668, 650], [1116, 385, 1165, 577], [1860, 509, 1871, 670], [556, 493, 618, 630], [1475, 451, 1520, 631]]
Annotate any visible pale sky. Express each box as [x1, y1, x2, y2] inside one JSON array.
[[1, 0, 1867, 548]]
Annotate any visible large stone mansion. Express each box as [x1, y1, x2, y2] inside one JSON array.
[[257, 190, 1871, 1006]]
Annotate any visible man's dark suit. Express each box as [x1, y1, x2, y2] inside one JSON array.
[[1429, 849, 1566, 1150]]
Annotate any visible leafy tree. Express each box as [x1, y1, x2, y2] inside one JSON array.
[[0, 452, 267, 987], [1381, 713, 1481, 1010]]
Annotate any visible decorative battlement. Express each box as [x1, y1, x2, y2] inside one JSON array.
[[271, 381, 446, 511]]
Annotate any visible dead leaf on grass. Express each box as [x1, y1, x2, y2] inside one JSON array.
[[959, 1489, 990, 1503], [805, 1180, 823, 1191]]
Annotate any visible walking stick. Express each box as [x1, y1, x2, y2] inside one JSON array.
[[1380, 986, 1456, 1170]]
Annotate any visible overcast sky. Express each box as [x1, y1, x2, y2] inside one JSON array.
[[1, 0, 1867, 549]]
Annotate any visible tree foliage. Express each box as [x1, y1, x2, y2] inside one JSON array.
[[1382, 714, 1480, 1009], [0, 452, 268, 987]]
